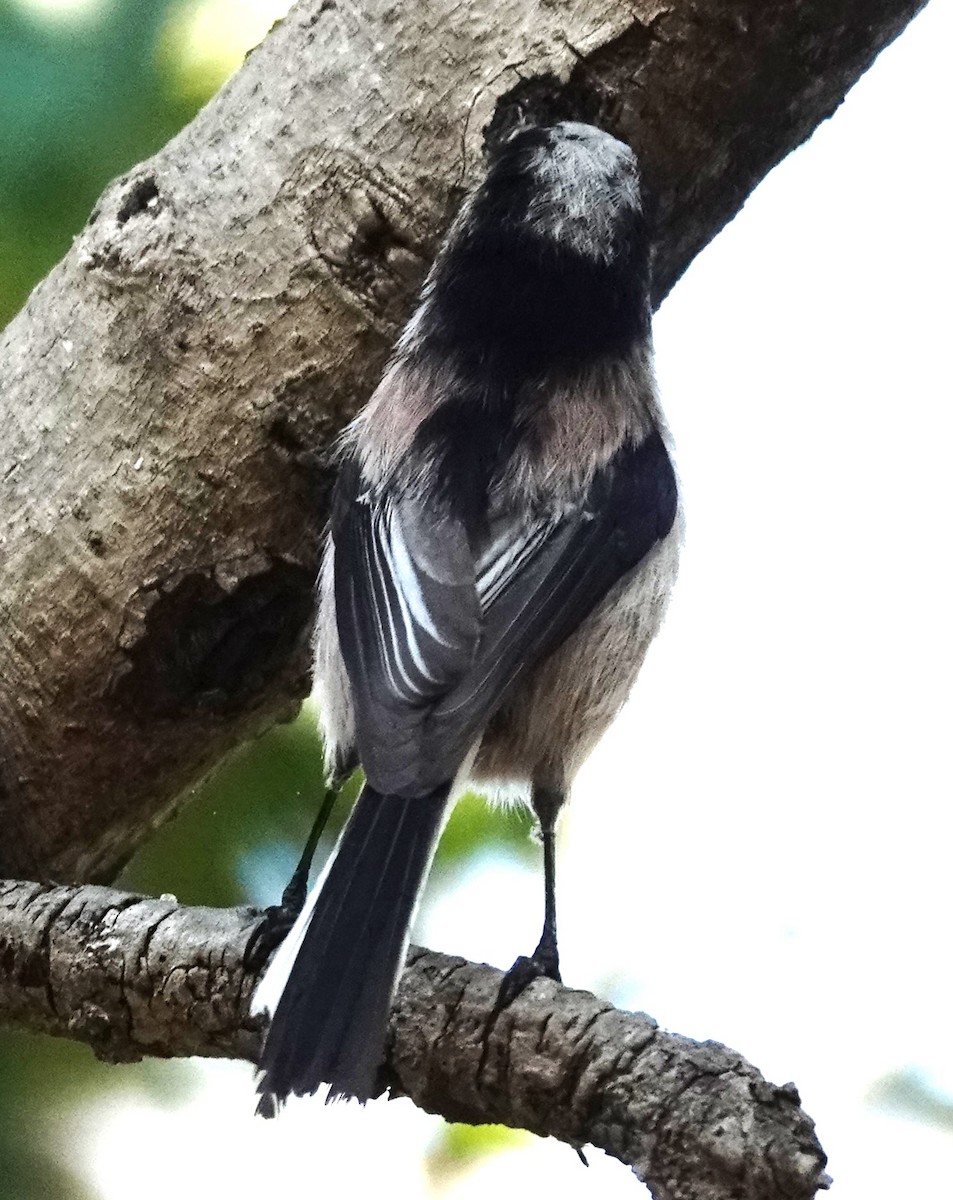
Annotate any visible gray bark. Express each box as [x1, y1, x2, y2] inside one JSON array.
[[0, 0, 930, 882], [0, 0, 931, 1188], [0, 880, 830, 1200]]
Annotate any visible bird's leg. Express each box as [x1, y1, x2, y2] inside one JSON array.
[[274, 792, 331, 919], [529, 784, 562, 980], [244, 757, 357, 972], [497, 785, 564, 1007]]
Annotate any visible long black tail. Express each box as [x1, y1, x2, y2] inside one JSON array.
[[253, 783, 451, 1110]]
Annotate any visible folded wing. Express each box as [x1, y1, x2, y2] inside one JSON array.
[[332, 431, 677, 796]]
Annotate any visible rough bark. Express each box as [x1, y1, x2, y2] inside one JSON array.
[[0, 879, 829, 1200], [0, 0, 930, 882]]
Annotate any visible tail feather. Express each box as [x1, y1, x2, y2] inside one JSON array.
[[253, 783, 451, 1108]]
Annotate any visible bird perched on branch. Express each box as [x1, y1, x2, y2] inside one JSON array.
[[252, 120, 680, 1111]]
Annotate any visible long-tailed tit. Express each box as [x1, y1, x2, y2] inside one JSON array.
[[252, 121, 680, 1109]]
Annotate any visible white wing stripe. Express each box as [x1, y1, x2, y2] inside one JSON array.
[[379, 510, 443, 686], [477, 522, 551, 607], [368, 523, 421, 701], [386, 507, 455, 648]]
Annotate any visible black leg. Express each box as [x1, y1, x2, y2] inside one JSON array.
[[244, 760, 356, 972], [496, 785, 565, 1008], [534, 786, 562, 979], [275, 787, 333, 918]]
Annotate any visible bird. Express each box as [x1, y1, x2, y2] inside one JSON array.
[[251, 120, 680, 1112]]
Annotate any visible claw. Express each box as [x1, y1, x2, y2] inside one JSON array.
[[496, 947, 561, 1010]]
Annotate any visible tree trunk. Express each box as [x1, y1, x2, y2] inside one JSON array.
[[0, 0, 929, 882]]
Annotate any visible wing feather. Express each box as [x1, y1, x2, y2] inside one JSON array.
[[331, 433, 676, 796]]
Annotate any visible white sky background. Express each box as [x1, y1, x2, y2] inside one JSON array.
[[76, 2, 952, 1197]]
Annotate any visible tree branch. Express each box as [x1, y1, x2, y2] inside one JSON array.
[[0, 0, 930, 882], [0, 878, 829, 1199]]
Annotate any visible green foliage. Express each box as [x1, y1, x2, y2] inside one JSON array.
[[437, 789, 535, 871], [0, 1025, 199, 1200], [0, 1030, 98, 1200], [0, 0, 204, 329], [426, 1120, 532, 1182], [118, 701, 339, 908]]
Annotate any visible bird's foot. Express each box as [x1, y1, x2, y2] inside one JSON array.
[[243, 828, 319, 972], [496, 944, 561, 1010], [243, 882, 307, 975], [244, 771, 353, 974]]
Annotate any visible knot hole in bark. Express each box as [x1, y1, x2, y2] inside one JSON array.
[[117, 175, 160, 225], [110, 560, 314, 718]]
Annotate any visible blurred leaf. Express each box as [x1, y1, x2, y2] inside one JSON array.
[[868, 1067, 953, 1132], [434, 791, 536, 875], [0, 1025, 197, 1200], [426, 1120, 533, 1185], [157, 0, 291, 105], [0, 1027, 101, 1200], [119, 701, 332, 907], [0, 0, 214, 328]]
